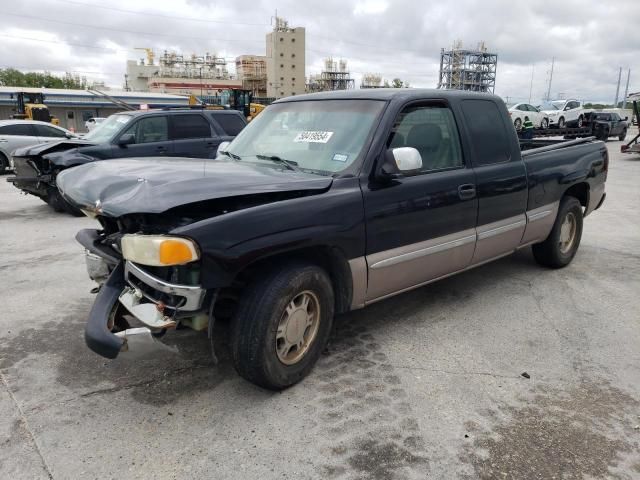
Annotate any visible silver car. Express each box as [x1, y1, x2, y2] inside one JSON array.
[[0, 120, 75, 173]]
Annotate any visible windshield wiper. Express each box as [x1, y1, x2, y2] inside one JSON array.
[[255, 154, 300, 172], [220, 150, 241, 160]]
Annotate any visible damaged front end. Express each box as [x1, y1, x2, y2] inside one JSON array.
[[77, 219, 212, 359]]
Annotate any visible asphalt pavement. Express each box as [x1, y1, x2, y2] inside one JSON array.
[[1, 138, 639, 479]]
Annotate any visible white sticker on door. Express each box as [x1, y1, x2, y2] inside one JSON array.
[[294, 131, 334, 143]]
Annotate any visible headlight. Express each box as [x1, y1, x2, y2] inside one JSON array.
[[121, 234, 200, 266]]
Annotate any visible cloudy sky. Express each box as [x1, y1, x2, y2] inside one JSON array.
[[1, 0, 637, 103]]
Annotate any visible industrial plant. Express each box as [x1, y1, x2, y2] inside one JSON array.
[[437, 41, 498, 93]]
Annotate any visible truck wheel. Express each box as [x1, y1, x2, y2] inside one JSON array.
[[618, 129, 627, 141], [532, 196, 583, 269], [230, 262, 334, 390], [0, 153, 8, 174], [558, 117, 566, 128]]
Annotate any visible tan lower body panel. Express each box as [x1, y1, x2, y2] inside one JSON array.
[[349, 201, 561, 309]]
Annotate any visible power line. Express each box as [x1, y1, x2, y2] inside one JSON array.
[[5, 12, 265, 44], [48, 0, 271, 26]]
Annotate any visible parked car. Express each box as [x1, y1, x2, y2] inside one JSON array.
[[85, 117, 106, 131], [59, 89, 607, 390], [8, 108, 247, 213], [588, 112, 628, 141], [540, 99, 586, 128], [0, 120, 75, 173], [507, 102, 549, 129]]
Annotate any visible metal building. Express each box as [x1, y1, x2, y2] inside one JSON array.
[[307, 58, 355, 92], [235, 55, 268, 97], [437, 41, 498, 93]]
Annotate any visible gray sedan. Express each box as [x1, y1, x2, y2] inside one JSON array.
[[0, 120, 75, 173]]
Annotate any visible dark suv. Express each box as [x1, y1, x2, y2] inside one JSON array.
[[8, 108, 247, 214]]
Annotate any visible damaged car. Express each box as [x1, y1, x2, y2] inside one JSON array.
[[7, 109, 246, 214], [60, 89, 607, 390]]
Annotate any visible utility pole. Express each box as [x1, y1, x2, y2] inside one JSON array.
[[545, 57, 554, 101], [622, 69, 631, 109], [528, 65, 534, 104], [614, 67, 622, 107]]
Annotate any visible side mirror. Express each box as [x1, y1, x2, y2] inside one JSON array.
[[217, 141, 231, 156], [380, 147, 423, 176], [117, 133, 135, 146], [624, 116, 628, 121]]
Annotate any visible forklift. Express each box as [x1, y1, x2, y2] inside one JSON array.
[[621, 101, 640, 155], [10, 92, 60, 125], [188, 89, 265, 120]]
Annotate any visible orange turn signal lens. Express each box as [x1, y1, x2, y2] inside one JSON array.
[[159, 239, 195, 265]]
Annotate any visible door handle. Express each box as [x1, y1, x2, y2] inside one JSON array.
[[458, 184, 476, 200]]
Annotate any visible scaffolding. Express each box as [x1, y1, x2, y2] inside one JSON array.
[[361, 73, 384, 89], [156, 50, 233, 80], [236, 56, 267, 97], [307, 58, 355, 92], [438, 41, 498, 93]]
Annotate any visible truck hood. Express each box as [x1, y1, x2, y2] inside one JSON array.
[[13, 138, 96, 157], [57, 157, 333, 217]]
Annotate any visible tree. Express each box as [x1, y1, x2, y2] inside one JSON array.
[[0, 68, 91, 89]]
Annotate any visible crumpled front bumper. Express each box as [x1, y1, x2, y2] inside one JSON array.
[[6, 156, 52, 198], [77, 228, 207, 359]]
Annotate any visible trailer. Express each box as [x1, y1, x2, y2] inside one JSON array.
[[621, 101, 640, 154]]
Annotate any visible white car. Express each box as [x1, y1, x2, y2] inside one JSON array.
[[85, 117, 106, 131], [0, 120, 75, 173], [540, 99, 586, 129], [507, 103, 549, 130]]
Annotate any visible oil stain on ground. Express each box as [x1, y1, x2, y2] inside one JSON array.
[[460, 379, 640, 479], [0, 301, 233, 406], [310, 316, 429, 480]]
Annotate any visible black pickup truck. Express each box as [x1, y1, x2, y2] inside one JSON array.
[[59, 89, 607, 389], [7, 108, 247, 214]]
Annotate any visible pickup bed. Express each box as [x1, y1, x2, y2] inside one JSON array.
[[59, 89, 607, 389]]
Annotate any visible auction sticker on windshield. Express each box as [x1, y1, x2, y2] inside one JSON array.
[[294, 131, 334, 143]]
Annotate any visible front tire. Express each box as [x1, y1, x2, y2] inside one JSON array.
[[0, 153, 9, 174], [532, 196, 583, 268], [230, 262, 334, 390], [618, 129, 627, 141], [577, 115, 584, 128], [514, 118, 522, 131], [541, 118, 549, 129], [558, 117, 566, 128]]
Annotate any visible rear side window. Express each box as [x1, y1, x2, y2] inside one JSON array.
[[122, 116, 168, 144], [461, 100, 510, 165], [0, 124, 35, 136], [171, 114, 211, 140], [34, 124, 67, 138], [212, 114, 246, 136]]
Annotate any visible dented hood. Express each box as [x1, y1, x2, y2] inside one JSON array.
[[13, 138, 96, 157], [57, 157, 333, 217]]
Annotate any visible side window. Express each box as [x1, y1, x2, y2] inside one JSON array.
[[34, 125, 67, 138], [171, 114, 212, 140], [461, 99, 510, 165], [123, 116, 168, 144], [0, 124, 35, 136], [212, 114, 246, 136], [387, 105, 464, 173]]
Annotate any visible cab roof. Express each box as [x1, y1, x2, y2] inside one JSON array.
[[274, 88, 500, 103]]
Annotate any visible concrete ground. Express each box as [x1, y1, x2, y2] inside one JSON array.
[[1, 138, 639, 480]]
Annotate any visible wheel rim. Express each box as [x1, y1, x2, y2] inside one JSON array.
[[275, 290, 321, 365], [559, 212, 577, 254], [514, 119, 522, 130], [578, 117, 583, 127], [559, 118, 565, 128], [542, 119, 548, 129]]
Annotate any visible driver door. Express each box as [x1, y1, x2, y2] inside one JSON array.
[[112, 115, 174, 158], [362, 102, 478, 302]]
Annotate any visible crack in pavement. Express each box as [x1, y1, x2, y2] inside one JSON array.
[[389, 365, 523, 379], [1, 370, 54, 479]]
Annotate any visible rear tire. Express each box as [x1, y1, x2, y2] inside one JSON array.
[[230, 262, 334, 390], [532, 196, 583, 269], [618, 129, 627, 141]]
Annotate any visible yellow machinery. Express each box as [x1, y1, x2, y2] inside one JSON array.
[[11, 92, 59, 125], [188, 89, 267, 121]]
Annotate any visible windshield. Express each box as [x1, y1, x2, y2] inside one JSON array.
[[538, 101, 558, 111], [83, 114, 132, 143], [593, 113, 611, 120], [222, 100, 386, 175]]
